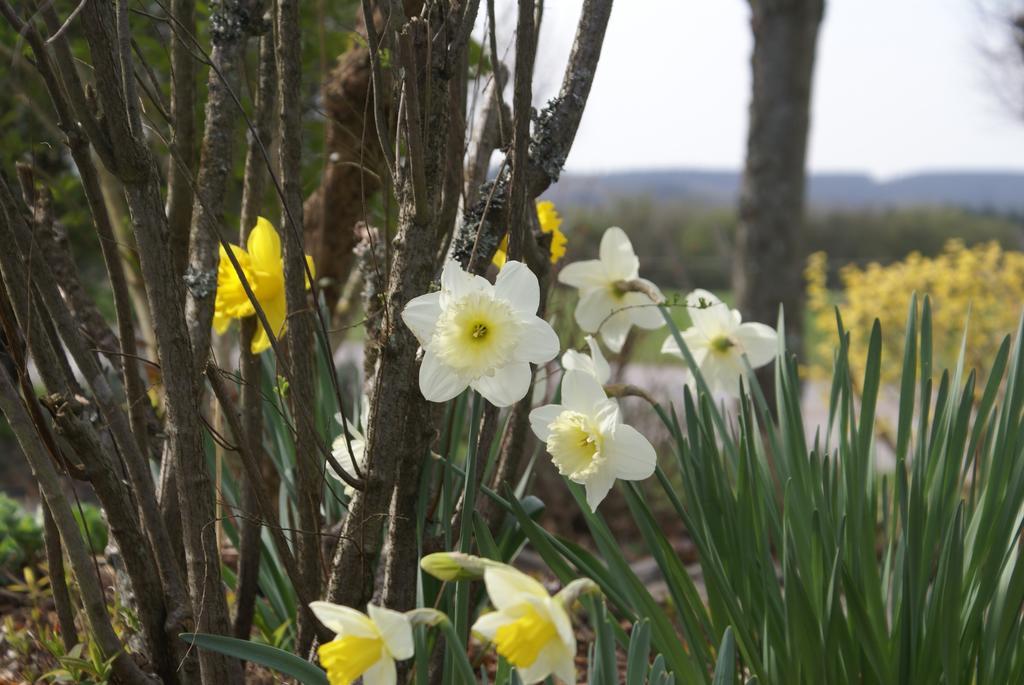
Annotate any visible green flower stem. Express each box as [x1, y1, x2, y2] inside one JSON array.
[[455, 392, 484, 642], [440, 618, 479, 684]]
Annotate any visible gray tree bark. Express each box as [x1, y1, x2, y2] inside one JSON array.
[[733, 0, 825, 363]]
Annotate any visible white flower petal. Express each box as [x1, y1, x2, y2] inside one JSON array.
[[574, 289, 614, 333], [687, 288, 722, 307], [622, 290, 664, 330], [483, 565, 550, 611], [599, 308, 634, 353], [440, 260, 491, 307], [594, 399, 621, 434], [660, 328, 708, 364], [419, 350, 470, 403], [583, 466, 616, 511], [472, 362, 532, 407], [367, 604, 414, 660], [585, 335, 611, 384], [543, 597, 575, 651], [686, 290, 733, 338], [561, 336, 610, 384], [733, 322, 779, 369], [604, 424, 657, 481], [512, 317, 560, 364], [494, 260, 540, 315], [401, 291, 442, 345], [557, 259, 606, 290], [701, 353, 745, 398], [308, 601, 377, 638], [470, 609, 511, 641], [561, 349, 592, 375], [329, 433, 364, 489], [516, 641, 562, 684], [529, 404, 564, 442], [598, 227, 640, 280], [362, 654, 397, 685], [550, 644, 577, 685], [560, 369, 607, 414]]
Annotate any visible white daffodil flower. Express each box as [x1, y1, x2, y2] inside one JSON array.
[[557, 227, 664, 353], [329, 402, 369, 496], [660, 289, 778, 397], [529, 370, 657, 511], [561, 334, 610, 384], [402, 260, 559, 407], [471, 564, 576, 684], [310, 601, 414, 685]]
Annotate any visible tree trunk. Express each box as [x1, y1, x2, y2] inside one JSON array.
[[303, 41, 384, 315], [734, 0, 825, 368]]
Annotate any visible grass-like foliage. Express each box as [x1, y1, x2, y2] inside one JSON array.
[[197, 294, 1024, 684], [516, 295, 1024, 683]]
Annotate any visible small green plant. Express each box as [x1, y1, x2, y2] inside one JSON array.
[[42, 641, 117, 685], [71, 504, 108, 555], [0, 493, 43, 572]]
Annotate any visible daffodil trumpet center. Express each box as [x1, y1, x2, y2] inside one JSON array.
[[546, 411, 605, 479], [318, 635, 383, 685], [609, 282, 628, 301], [493, 605, 557, 669], [433, 291, 522, 376], [709, 335, 735, 354]]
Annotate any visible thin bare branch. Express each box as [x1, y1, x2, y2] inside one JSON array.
[[275, 0, 321, 654], [166, 0, 197, 278], [205, 366, 333, 646], [361, 0, 397, 179], [44, 0, 88, 44], [0, 306, 156, 685], [184, 0, 262, 374]]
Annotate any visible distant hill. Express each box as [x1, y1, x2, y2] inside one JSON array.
[[544, 169, 1024, 214]]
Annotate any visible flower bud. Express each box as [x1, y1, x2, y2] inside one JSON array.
[[404, 608, 449, 628], [420, 551, 492, 581], [555, 578, 601, 608]]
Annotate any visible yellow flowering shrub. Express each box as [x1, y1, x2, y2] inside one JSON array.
[[806, 241, 1024, 386]]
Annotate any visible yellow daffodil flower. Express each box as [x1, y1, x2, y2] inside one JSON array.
[[493, 200, 568, 267], [213, 217, 314, 354], [471, 564, 576, 684], [309, 601, 414, 685]]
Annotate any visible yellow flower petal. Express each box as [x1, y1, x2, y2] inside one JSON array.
[[212, 310, 232, 335], [250, 293, 287, 355], [318, 635, 383, 685], [492, 202, 567, 267], [492, 234, 509, 268], [214, 243, 256, 325], [493, 604, 557, 670], [247, 217, 282, 276], [537, 200, 567, 264], [306, 254, 316, 290], [536, 201, 562, 235], [548, 226, 567, 264]]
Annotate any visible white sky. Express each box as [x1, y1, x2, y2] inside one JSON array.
[[510, 0, 1024, 178]]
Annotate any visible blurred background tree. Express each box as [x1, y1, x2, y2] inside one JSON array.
[[734, 0, 825, 388]]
